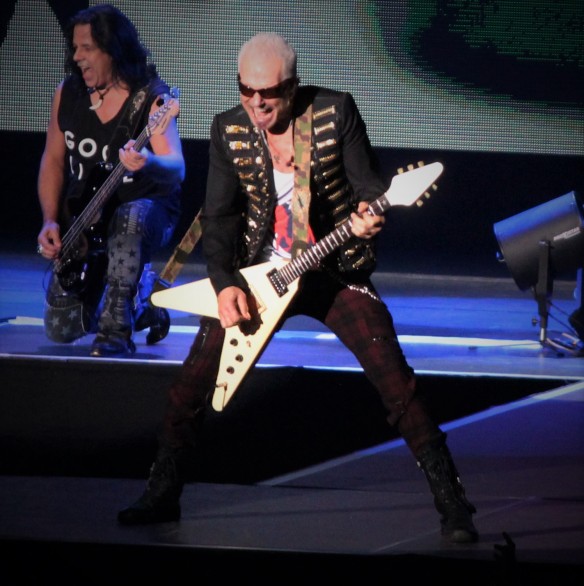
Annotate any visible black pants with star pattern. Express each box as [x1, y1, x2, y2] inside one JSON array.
[[44, 198, 177, 343]]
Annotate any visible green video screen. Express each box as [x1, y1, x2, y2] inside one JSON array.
[[0, 0, 582, 156]]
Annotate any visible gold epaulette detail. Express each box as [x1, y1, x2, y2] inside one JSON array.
[[233, 157, 253, 167], [229, 140, 251, 151], [319, 152, 337, 164], [324, 177, 343, 192], [225, 124, 250, 134], [327, 188, 344, 202], [314, 121, 335, 136], [238, 171, 254, 181], [313, 105, 336, 120], [316, 138, 337, 150], [321, 164, 342, 179]]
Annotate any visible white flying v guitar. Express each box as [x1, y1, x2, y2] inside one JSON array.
[[152, 161, 443, 411]]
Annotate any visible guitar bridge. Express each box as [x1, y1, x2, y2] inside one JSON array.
[[267, 268, 288, 297]]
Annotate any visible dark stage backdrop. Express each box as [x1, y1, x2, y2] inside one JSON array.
[[1, 0, 582, 276]]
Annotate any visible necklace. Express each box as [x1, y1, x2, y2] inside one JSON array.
[[271, 147, 294, 167], [88, 84, 113, 111], [263, 123, 295, 167]]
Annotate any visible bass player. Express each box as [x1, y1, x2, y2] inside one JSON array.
[[36, 4, 185, 357]]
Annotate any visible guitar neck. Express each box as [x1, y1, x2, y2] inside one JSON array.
[[53, 125, 152, 272], [269, 161, 443, 293], [53, 92, 180, 276], [57, 127, 151, 254], [83, 125, 152, 216], [274, 193, 390, 289]]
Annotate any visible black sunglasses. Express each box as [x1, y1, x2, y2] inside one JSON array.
[[237, 76, 297, 99]]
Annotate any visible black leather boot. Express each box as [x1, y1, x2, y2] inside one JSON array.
[[92, 281, 136, 357], [117, 446, 184, 525], [417, 434, 478, 543], [90, 331, 136, 357], [134, 266, 171, 345], [135, 305, 171, 345]]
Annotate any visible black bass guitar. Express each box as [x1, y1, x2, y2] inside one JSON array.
[[53, 91, 180, 293]]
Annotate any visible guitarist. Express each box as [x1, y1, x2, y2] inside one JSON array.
[[119, 33, 478, 544], [36, 4, 185, 357]]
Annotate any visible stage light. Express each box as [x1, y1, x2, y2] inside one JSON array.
[[493, 191, 584, 347]]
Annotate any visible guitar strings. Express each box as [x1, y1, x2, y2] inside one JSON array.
[[55, 104, 169, 271]]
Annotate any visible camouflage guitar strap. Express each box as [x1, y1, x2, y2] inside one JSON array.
[[152, 209, 202, 295], [153, 105, 312, 292], [290, 104, 313, 259]]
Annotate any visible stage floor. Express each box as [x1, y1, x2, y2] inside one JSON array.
[[0, 382, 583, 584], [1, 249, 583, 584], [1, 249, 583, 379]]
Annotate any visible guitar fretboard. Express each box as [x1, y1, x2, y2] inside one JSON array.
[[266, 160, 444, 296], [53, 98, 176, 273], [270, 192, 391, 292]]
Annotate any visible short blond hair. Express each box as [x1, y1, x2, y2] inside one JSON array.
[[238, 33, 297, 78]]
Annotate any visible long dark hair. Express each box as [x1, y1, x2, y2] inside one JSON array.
[[65, 3, 156, 92]]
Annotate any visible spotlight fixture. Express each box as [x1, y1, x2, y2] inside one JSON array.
[[493, 191, 584, 347]]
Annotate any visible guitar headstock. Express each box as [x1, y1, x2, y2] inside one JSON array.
[[148, 87, 180, 135], [388, 161, 443, 208]]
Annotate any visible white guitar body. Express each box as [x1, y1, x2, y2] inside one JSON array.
[[152, 161, 444, 411], [152, 260, 298, 411]]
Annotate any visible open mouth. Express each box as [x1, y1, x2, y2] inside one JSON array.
[[79, 65, 91, 80], [254, 107, 272, 125]]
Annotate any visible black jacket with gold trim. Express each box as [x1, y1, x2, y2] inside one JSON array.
[[201, 85, 389, 294]]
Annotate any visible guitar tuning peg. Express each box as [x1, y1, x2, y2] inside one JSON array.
[[407, 163, 415, 171], [397, 167, 404, 174], [416, 200, 424, 207], [417, 160, 425, 167], [424, 191, 431, 199], [431, 183, 438, 191]]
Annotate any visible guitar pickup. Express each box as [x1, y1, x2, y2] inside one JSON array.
[[267, 268, 288, 297]]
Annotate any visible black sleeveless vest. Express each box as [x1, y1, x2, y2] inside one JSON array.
[[57, 76, 180, 212]]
